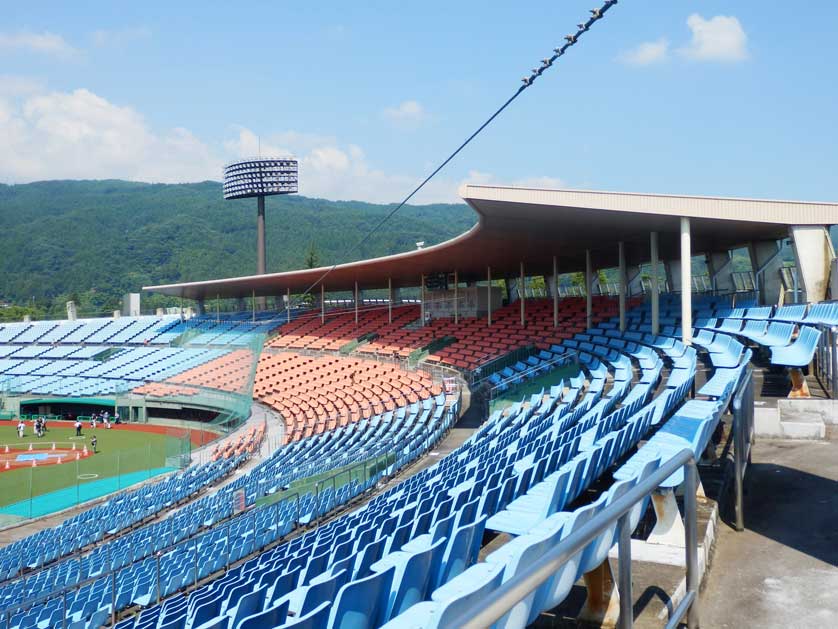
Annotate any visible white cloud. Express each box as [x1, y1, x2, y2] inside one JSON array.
[[382, 100, 427, 126], [678, 14, 748, 62], [618, 38, 669, 66], [0, 86, 562, 204], [91, 27, 151, 47], [0, 31, 77, 57], [222, 126, 458, 203], [0, 87, 220, 183], [0, 75, 45, 97], [462, 170, 566, 190]]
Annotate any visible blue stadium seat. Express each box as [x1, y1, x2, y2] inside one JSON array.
[[770, 326, 822, 367]]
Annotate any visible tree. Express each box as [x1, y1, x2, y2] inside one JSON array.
[[305, 241, 320, 269]]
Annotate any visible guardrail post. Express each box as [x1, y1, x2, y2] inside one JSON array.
[[62, 591, 67, 629], [617, 512, 633, 629], [155, 553, 161, 604], [111, 568, 117, 626], [685, 461, 700, 629], [831, 326, 838, 396], [225, 523, 231, 570], [733, 395, 745, 532]]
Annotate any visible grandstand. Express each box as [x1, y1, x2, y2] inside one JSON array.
[[0, 184, 834, 628]]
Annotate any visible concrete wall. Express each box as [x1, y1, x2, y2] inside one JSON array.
[[789, 226, 836, 303], [748, 241, 784, 306]]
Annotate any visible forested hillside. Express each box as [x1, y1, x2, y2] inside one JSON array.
[[0, 180, 475, 318]]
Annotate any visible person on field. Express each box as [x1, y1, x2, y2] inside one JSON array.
[[17, 420, 25, 439], [91, 435, 98, 454], [74, 419, 82, 437]]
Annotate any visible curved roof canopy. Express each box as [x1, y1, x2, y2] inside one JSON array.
[[144, 185, 838, 300]]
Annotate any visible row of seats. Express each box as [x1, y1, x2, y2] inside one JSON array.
[[210, 424, 266, 461], [0, 348, 237, 397], [254, 352, 442, 443], [0, 395, 457, 628], [0, 457, 243, 585], [265, 298, 636, 375], [105, 304, 709, 629], [133, 350, 257, 398], [0, 317, 181, 346]]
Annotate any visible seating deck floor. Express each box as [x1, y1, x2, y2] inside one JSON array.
[[701, 431, 838, 628]]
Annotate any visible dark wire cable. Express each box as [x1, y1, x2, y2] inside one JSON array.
[[287, 0, 619, 309]]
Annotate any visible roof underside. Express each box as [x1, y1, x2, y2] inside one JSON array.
[[144, 186, 838, 300]]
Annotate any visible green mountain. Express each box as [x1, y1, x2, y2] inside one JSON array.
[[0, 180, 476, 318]]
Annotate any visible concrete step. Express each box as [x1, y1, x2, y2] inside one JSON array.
[[754, 403, 827, 439]]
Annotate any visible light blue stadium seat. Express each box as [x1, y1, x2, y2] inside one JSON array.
[[276, 601, 330, 628], [770, 325, 821, 367], [329, 564, 395, 629]]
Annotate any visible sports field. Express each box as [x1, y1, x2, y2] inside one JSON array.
[[0, 422, 190, 519]]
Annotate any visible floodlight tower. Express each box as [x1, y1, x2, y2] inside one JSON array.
[[223, 158, 298, 276]]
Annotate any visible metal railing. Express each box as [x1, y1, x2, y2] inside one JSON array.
[[813, 325, 838, 398], [449, 449, 701, 629], [730, 367, 755, 532]]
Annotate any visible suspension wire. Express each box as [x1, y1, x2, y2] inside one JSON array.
[[281, 1, 620, 312]]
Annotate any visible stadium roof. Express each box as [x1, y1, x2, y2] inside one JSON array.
[[144, 186, 838, 300]]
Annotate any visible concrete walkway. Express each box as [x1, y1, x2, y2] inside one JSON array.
[[701, 435, 838, 628], [167, 402, 286, 515]]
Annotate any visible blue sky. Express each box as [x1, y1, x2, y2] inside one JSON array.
[[2, 0, 838, 204]]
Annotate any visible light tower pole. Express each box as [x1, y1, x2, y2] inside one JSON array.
[[257, 196, 266, 275], [223, 158, 298, 308]]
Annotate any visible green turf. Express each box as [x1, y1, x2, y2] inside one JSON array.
[[0, 467, 176, 519], [489, 363, 581, 413], [0, 424, 185, 510]]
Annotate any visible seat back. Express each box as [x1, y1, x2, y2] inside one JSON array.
[[279, 601, 330, 629], [434, 515, 487, 590], [237, 600, 290, 629], [300, 569, 349, 616], [385, 537, 447, 622], [329, 565, 395, 629]]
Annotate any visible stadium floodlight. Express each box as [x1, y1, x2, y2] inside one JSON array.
[[223, 158, 298, 276]]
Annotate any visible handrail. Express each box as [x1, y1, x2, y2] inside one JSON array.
[[731, 366, 755, 531], [449, 448, 700, 629]]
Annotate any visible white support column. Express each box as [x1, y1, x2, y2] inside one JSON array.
[[553, 256, 559, 328], [388, 277, 393, 324], [286, 288, 290, 324], [454, 270, 459, 325], [520, 262, 525, 327], [681, 217, 692, 344], [354, 281, 359, 326], [420, 274, 426, 326], [321, 284, 325, 324], [618, 241, 626, 332], [252, 289, 256, 323], [585, 249, 593, 330], [651, 231, 660, 336], [487, 267, 492, 327]]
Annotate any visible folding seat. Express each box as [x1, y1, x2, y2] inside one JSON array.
[[770, 325, 822, 367], [328, 565, 395, 629]]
